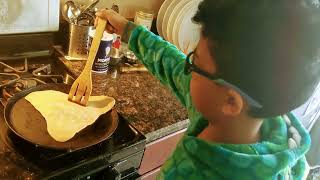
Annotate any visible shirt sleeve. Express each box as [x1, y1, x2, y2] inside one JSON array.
[[123, 22, 191, 107]]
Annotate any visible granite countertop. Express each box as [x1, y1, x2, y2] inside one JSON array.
[[57, 56, 189, 143]]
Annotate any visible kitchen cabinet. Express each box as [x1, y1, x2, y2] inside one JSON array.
[[139, 128, 186, 176]]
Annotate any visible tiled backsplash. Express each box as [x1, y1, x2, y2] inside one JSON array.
[[60, 0, 164, 18]]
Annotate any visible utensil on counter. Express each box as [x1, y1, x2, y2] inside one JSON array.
[[4, 83, 119, 151], [76, 0, 99, 25], [81, 0, 100, 15], [109, 47, 124, 66], [62, 1, 72, 22], [68, 18, 107, 106], [123, 50, 138, 64], [71, 8, 81, 24], [65, 1, 81, 24], [66, 22, 93, 60], [76, 12, 95, 26]]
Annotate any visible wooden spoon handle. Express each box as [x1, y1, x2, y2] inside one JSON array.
[[84, 18, 107, 71]]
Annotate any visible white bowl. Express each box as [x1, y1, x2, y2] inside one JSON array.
[[166, 0, 191, 44], [161, 0, 180, 41], [156, 0, 174, 38]]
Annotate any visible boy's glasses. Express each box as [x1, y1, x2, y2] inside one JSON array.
[[184, 51, 263, 109]]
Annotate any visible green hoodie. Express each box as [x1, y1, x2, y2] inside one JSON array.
[[125, 23, 311, 180]]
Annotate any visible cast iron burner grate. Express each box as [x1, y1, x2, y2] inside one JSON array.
[[0, 58, 72, 106]]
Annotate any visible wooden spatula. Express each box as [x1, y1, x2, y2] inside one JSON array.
[[68, 18, 107, 106]]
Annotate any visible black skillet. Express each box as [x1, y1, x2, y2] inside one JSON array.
[[4, 83, 118, 151]]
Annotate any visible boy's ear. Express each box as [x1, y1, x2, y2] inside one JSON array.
[[222, 89, 243, 116]]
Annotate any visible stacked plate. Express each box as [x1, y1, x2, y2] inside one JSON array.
[[157, 0, 202, 54]]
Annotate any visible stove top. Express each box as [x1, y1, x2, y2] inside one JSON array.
[[0, 56, 146, 179], [0, 57, 74, 106]]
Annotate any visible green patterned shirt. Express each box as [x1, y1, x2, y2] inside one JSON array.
[[125, 23, 311, 180]]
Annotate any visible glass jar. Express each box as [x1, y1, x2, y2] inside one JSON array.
[[134, 10, 154, 30]]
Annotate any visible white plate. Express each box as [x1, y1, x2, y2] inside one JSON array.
[[156, 0, 173, 38], [161, 0, 180, 41], [166, 0, 191, 44], [178, 0, 201, 54], [172, 0, 193, 48]]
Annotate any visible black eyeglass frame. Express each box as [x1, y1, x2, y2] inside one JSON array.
[[184, 51, 221, 80], [184, 51, 263, 109]]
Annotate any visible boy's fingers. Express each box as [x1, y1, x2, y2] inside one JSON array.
[[95, 9, 112, 20], [95, 10, 111, 28], [95, 9, 123, 34], [95, 11, 103, 18]]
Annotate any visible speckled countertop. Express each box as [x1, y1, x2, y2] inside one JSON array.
[[57, 55, 189, 143]]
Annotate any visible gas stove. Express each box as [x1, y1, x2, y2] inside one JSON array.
[[0, 56, 73, 105], [0, 56, 146, 179]]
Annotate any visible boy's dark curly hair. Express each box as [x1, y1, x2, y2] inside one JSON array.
[[193, 0, 320, 118]]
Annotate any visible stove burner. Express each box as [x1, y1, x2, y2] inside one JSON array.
[[0, 73, 20, 88], [0, 58, 28, 73], [32, 64, 64, 82], [0, 58, 66, 106]]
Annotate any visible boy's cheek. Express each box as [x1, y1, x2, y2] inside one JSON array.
[[190, 75, 225, 120], [190, 78, 213, 114]]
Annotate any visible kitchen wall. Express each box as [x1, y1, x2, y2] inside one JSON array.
[[60, 0, 164, 18]]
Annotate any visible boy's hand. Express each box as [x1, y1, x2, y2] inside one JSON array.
[[95, 9, 128, 36]]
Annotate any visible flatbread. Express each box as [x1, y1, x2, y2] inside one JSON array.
[[25, 90, 115, 142]]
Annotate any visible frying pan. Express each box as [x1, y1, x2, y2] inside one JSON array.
[[4, 83, 118, 151]]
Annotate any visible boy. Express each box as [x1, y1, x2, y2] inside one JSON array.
[[96, 0, 320, 179]]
